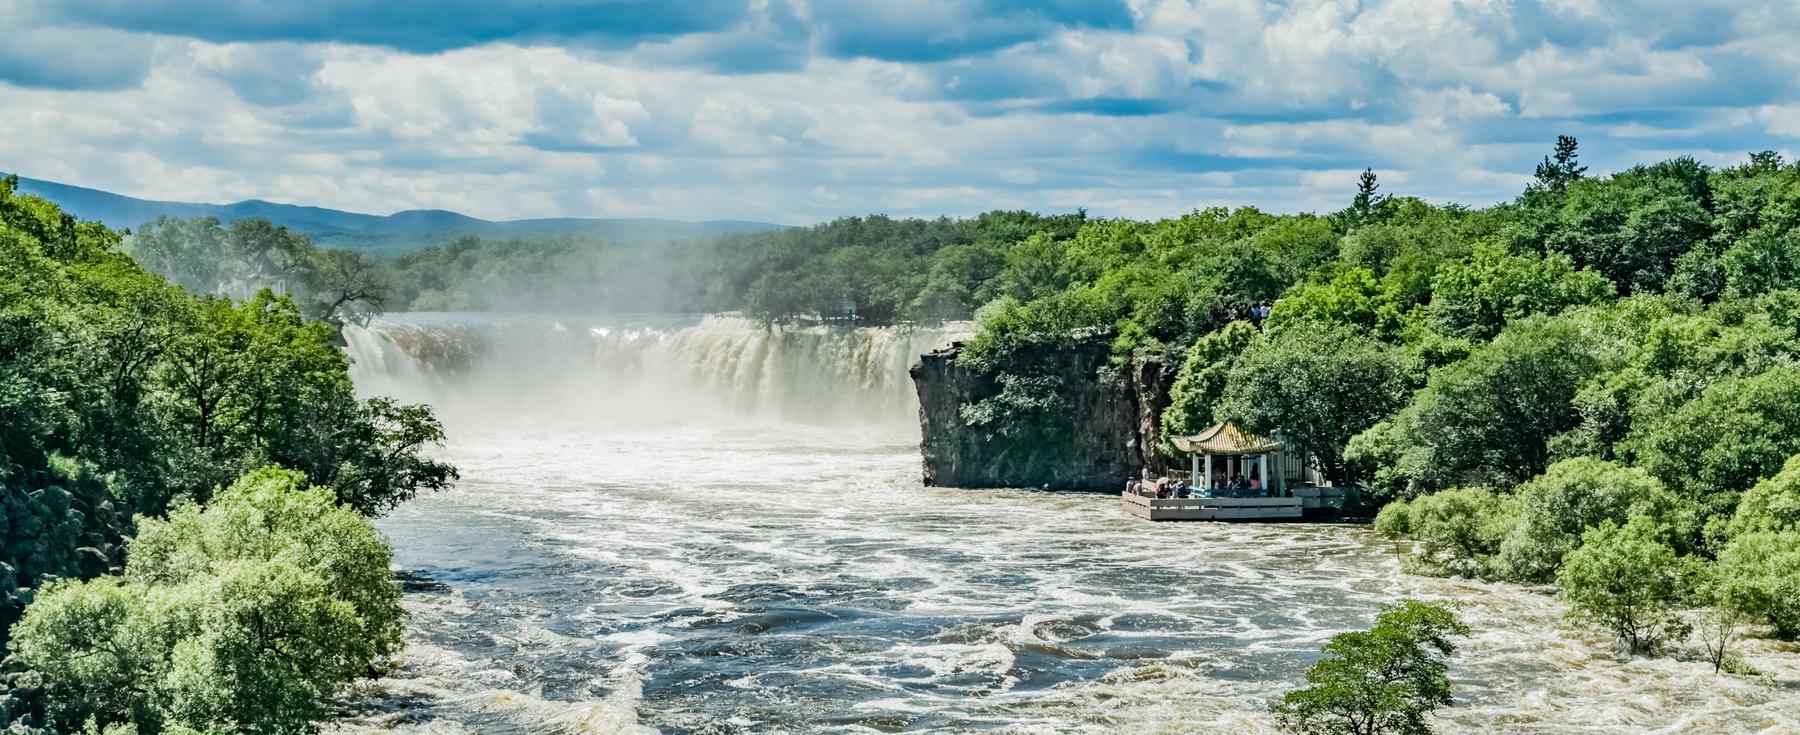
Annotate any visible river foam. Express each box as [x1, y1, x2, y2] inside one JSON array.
[[332, 315, 1799, 735]]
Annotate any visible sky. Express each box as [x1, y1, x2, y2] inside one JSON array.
[[3, 0, 1799, 225]]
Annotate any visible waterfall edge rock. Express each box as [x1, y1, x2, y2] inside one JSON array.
[[910, 340, 1174, 491]]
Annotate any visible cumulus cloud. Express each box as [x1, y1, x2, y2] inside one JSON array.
[[1, 0, 1798, 224], [18, 0, 748, 53], [0, 10, 159, 91]]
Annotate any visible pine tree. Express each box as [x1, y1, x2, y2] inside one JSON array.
[[1533, 135, 1586, 194], [1348, 168, 1391, 229]]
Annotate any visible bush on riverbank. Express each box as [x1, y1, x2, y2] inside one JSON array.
[[9, 468, 402, 734]]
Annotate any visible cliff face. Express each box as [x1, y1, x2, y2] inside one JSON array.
[[911, 341, 1173, 490]]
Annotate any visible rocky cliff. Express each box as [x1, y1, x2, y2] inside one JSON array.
[[910, 340, 1174, 490]]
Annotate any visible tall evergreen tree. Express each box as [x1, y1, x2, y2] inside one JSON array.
[[1533, 135, 1586, 194], [1348, 168, 1392, 229]]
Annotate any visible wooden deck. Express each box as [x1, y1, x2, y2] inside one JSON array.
[[1120, 491, 1304, 521]]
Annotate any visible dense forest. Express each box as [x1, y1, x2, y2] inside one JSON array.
[[130, 210, 1097, 321], [0, 177, 454, 733], [351, 210, 1093, 321]]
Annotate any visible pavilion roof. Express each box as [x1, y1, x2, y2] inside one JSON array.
[[1171, 422, 1283, 454]]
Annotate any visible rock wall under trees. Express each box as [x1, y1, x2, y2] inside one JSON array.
[[911, 340, 1173, 490]]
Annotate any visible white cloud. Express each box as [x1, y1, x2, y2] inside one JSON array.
[[1, 0, 1798, 225], [1756, 106, 1800, 138]]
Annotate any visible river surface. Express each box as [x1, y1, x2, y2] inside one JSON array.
[[331, 314, 1799, 735]]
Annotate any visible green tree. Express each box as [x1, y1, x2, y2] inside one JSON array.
[[1264, 268, 1399, 339], [126, 216, 230, 293], [1428, 243, 1613, 341], [1536, 158, 1713, 294], [1400, 487, 1517, 579], [1556, 516, 1694, 656], [1342, 168, 1393, 231], [1631, 366, 1800, 518], [913, 243, 1006, 321], [1496, 458, 1688, 584], [1711, 453, 1800, 544], [1711, 530, 1800, 641], [1159, 321, 1261, 443], [1216, 324, 1408, 485], [9, 468, 403, 734], [301, 248, 387, 325], [1531, 135, 1586, 195], [1250, 215, 1341, 284], [222, 219, 314, 295], [1693, 153, 1800, 300], [1272, 599, 1468, 735], [321, 397, 459, 516]]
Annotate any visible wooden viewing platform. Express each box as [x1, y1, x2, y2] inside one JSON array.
[[1120, 491, 1303, 521]]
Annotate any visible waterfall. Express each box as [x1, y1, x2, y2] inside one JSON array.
[[342, 314, 970, 425]]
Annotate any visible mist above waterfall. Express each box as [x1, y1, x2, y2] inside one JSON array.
[[344, 313, 970, 428]]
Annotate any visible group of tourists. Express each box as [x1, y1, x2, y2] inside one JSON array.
[[1130, 476, 1195, 499], [1127, 466, 1267, 499], [1211, 473, 1264, 493], [1226, 301, 1274, 322]]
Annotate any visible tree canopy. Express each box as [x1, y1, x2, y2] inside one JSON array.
[[1273, 599, 1469, 735], [0, 177, 455, 730], [11, 468, 403, 734]]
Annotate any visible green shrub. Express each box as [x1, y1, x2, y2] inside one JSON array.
[[1374, 500, 1413, 541], [1712, 530, 1800, 641], [1556, 516, 1695, 656], [9, 468, 402, 734], [1496, 458, 1689, 584], [1404, 488, 1517, 579]]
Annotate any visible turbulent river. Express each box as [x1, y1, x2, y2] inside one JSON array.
[[332, 314, 1797, 735]]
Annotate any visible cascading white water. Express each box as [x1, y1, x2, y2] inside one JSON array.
[[342, 313, 970, 426]]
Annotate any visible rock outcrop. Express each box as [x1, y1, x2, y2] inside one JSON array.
[[911, 340, 1174, 490]]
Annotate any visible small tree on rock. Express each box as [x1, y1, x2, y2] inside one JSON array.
[[1273, 599, 1469, 735]]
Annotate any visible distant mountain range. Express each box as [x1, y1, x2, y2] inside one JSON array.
[[6, 174, 786, 254]]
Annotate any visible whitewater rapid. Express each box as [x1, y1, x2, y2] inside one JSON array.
[[332, 314, 1798, 735]]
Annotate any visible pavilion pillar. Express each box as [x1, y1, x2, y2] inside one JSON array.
[[1204, 453, 1214, 489], [1191, 452, 1200, 485], [1276, 452, 1286, 495]]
